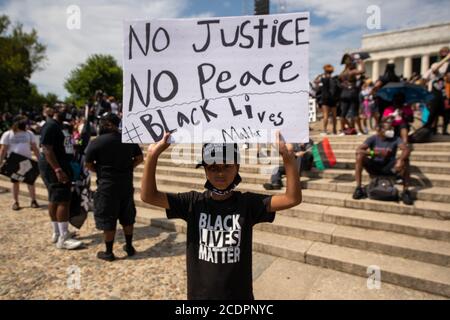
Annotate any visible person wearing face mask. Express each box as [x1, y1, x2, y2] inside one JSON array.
[[353, 121, 413, 205], [140, 131, 302, 300], [0, 116, 40, 210], [39, 106, 83, 250], [84, 113, 143, 261], [382, 92, 414, 143]]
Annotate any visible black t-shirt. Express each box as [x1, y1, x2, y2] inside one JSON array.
[[378, 73, 400, 86], [95, 100, 112, 117], [39, 118, 70, 167], [166, 190, 275, 300], [84, 131, 142, 189], [364, 135, 403, 163]]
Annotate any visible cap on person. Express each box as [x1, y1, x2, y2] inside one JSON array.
[[195, 143, 240, 168]]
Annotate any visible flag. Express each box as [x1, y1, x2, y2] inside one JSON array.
[[0, 152, 40, 185], [311, 138, 336, 171]]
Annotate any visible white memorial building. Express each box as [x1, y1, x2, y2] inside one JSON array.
[[359, 22, 450, 81]]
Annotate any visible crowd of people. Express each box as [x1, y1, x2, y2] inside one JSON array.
[[313, 46, 450, 137], [0, 46, 448, 299]]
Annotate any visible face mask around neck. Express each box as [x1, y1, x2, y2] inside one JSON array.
[[204, 173, 242, 196]]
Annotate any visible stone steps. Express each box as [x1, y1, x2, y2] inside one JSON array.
[[7, 173, 450, 221], [139, 167, 450, 204], [152, 148, 450, 164], [128, 173, 450, 219], [305, 168, 450, 188], [152, 151, 450, 174], [137, 159, 450, 189]]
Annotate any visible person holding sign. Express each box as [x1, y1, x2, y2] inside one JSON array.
[[140, 131, 302, 299], [39, 106, 83, 250], [0, 116, 40, 210], [85, 113, 143, 261]]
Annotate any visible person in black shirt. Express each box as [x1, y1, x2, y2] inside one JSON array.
[[39, 106, 83, 250], [140, 132, 302, 300], [353, 121, 413, 205], [314, 64, 339, 135], [84, 113, 143, 261], [339, 54, 366, 135], [94, 90, 112, 118], [371, 60, 401, 119]]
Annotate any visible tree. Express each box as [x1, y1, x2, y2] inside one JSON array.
[[0, 15, 47, 112], [64, 54, 123, 106]]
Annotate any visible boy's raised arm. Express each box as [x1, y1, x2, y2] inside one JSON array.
[[269, 131, 302, 211], [140, 132, 171, 209]]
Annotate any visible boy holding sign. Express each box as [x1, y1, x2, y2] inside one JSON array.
[[141, 131, 301, 299]]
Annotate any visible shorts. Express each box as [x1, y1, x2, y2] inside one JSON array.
[[38, 157, 72, 203], [320, 97, 337, 107], [370, 102, 379, 114], [10, 178, 33, 185], [93, 188, 136, 231], [340, 99, 358, 118], [363, 157, 396, 176]]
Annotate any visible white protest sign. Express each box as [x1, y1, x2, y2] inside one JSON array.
[[122, 12, 309, 144]]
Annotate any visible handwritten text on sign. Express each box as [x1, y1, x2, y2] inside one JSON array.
[[122, 12, 310, 143]]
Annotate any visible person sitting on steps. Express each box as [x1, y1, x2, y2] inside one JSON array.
[[263, 139, 313, 190], [353, 120, 413, 205]]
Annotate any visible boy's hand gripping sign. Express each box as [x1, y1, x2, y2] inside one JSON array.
[[122, 12, 310, 144]]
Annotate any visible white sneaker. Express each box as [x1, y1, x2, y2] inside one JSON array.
[[56, 233, 83, 250], [52, 231, 76, 244], [51, 233, 60, 243], [338, 132, 345, 136]]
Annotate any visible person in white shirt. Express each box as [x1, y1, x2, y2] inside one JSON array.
[[108, 96, 119, 115], [0, 116, 40, 210], [424, 46, 450, 135]]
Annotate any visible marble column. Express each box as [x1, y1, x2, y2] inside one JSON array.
[[372, 60, 380, 82], [403, 56, 412, 79], [421, 54, 430, 76]]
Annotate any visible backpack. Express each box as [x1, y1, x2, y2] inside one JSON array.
[[344, 127, 357, 135], [329, 76, 341, 101], [409, 126, 433, 143], [366, 177, 399, 201]]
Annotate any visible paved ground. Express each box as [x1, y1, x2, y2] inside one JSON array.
[[0, 191, 445, 300]]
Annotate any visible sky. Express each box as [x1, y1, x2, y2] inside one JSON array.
[[1, 0, 449, 99]]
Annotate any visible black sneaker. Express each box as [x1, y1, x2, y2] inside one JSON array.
[[401, 190, 414, 205], [263, 183, 282, 190], [12, 202, 20, 211], [123, 244, 136, 257], [352, 187, 366, 200], [97, 251, 115, 262]]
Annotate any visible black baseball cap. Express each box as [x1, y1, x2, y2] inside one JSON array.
[[196, 143, 240, 168]]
